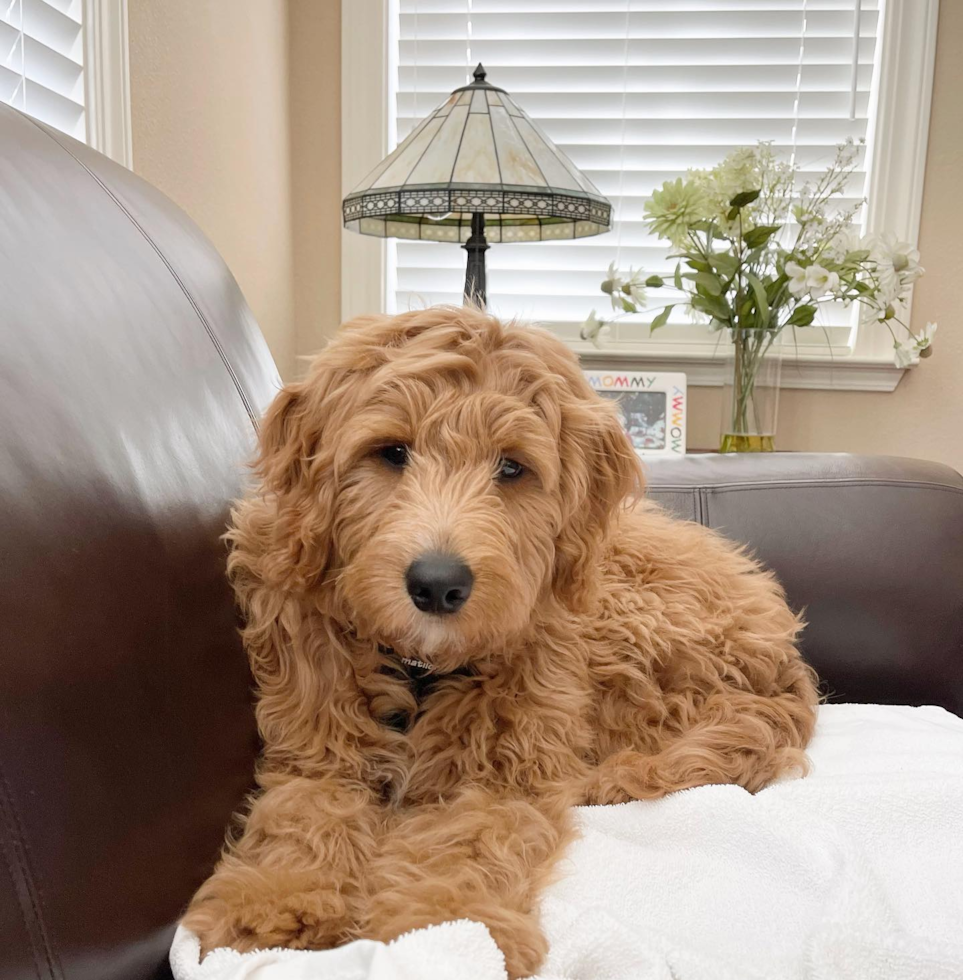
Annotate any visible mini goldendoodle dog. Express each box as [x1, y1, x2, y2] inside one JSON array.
[[184, 306, 818, 977]]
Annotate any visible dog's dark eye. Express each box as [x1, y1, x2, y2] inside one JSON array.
[[379, 444, 409, 468], [497, 458, 524, 481]]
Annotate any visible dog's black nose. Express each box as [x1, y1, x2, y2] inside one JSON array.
[[405, 554, 474, 615]]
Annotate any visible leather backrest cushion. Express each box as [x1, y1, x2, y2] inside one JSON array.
[[646, 453, 963, 717], [0, 105, 276, 980]]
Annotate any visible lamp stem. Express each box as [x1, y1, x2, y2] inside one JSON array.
[[462, 211, 489, 309]]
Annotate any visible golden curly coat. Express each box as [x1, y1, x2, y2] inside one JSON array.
[[183, 306, 818, 978]]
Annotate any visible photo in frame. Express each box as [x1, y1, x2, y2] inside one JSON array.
[[583, 370, 687, 458]]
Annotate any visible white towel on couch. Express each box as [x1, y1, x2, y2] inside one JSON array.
[[170, 703, 963, 980]]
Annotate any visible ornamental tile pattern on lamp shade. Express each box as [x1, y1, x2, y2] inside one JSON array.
[[342, 71, 612, 243]]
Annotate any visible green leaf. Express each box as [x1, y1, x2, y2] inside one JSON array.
[[845, 249, 871, 262], [645, 275, 665, 288], [650, 305, 674, 331], [690, 293, 731, 321], [689, 295, 713, 316], [710, 251, 739, 275], [621, 298, 637, 313], [745, 273, 770, 328], [729, 189, 762, 208], [694, 271, 723, 296], [787, 304, 817, 327], [765, 274, 786, 303], [743, 224, 781, 249], [673, 262, 683, 290], [726, 206, 740, 222], [685, 258, 711, 273]]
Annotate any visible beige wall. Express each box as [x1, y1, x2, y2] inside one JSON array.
[[685, 1, 963, 472], [288, 0, 342, 359], [128, 0, 297, 378], [126, 2, 960, 471]]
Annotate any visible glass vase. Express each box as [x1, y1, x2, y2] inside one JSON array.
[[720, 328, 782, 453]]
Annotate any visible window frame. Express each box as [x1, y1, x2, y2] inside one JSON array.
[[341, 0, 938, 392], [82, 0, 132, 167]]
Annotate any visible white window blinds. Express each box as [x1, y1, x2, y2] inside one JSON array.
[[0, 0, 85, 141], [392, 0, 881, 348]]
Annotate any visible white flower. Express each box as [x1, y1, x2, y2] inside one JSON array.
[[644, 178, 709, 247], [893, 341, 916, 369], [600, 262, 625, 311], [623, 267, 647, 307], [580, 309, 610, 348], [785, 260, 808, 296], [873, 232, 920, 273], [868, 232, 923, 294], [711, 147, 761, 205], [866, 274, 902, 315], [879, 277, 902, 305], [805, 264, 840, 297], [916, 321, 938, 357]]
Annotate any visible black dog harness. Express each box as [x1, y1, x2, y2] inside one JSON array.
[[377, 645, 474, 732]]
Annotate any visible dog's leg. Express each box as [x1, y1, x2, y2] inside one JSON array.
[[182, 775, 384, 955], [361, 787, 572, 979], [585, 687, 817, 804]]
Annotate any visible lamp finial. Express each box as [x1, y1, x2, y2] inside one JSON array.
[[473, 63, 487, 84]]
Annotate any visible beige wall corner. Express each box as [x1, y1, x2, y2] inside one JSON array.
[[127, 0, 296, 379], [690, 1, 963, 472], [288, 0, 342, 367]]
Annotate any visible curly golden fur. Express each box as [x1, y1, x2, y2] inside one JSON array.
[[183, 306, 818, 977]]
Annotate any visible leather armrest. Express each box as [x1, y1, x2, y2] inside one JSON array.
[[645, 453, 963, 715]]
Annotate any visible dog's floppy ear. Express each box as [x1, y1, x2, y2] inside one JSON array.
[[553, 391, 643, 611], [257, 381, 310, 493], [250, 375, 339, 592]]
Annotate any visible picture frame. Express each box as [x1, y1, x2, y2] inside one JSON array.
[[583, 370, 687, 458]]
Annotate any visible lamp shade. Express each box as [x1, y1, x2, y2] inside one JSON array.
[[343, 65, 612, 245]]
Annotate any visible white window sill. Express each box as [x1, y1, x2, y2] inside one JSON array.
[[572, 344, 907, 393]]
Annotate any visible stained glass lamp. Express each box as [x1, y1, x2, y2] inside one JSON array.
[[342, 64, 612, 308]]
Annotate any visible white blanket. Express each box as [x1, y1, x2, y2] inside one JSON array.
[[171, 704, 963, 980]]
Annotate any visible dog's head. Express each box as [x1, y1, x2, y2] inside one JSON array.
[[250, 307, 641, 668]]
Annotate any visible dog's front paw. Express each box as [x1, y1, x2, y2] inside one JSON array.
[[184, 886, 350, 956]]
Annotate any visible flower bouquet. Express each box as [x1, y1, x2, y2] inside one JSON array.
[[582, 141, 936, 451]]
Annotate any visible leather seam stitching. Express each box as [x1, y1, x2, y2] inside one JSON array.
[[0, 761, 57, 980], [653, 479, 963, 496], [23, 116, 260, 433]]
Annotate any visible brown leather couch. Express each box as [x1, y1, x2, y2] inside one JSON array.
[[2, 104, 962, 980]]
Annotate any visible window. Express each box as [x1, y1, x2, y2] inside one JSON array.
[[343, 0, 938, 389], [0, 0, 86, 140], [0, 0, 131, 165]]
